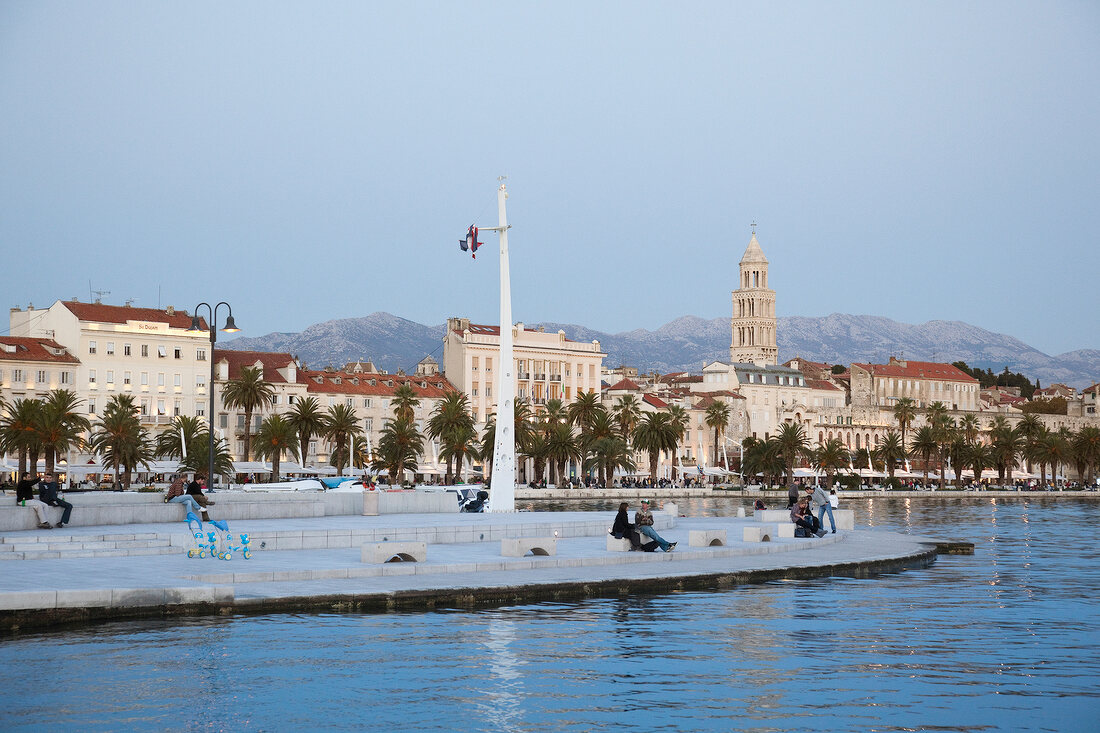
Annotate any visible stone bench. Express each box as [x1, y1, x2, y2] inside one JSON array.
[[501, 537, 557, 557], [362, 541, 426, 563], [606, 535, 633, 552], [689, 529, 727, 547], [743, 524, 777, 542]]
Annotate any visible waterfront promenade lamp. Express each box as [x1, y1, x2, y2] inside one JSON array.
[[188, 302, 240, 487]]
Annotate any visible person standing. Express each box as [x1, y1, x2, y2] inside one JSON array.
[[38, 472, 73, 528], [811, 483, 836, 533], [634, 499, 676, 552], [16, 472, 53, 529]]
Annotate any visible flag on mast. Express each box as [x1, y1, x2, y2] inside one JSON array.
[[458, 225, 482, 258]]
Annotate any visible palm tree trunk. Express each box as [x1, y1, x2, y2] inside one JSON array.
[[243, 409, 252, 461], [45, 447, 56, 476], [18, 447, 27, 477], [273, 453, 281, 482]]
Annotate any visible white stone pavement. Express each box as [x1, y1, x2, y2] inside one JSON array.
[[0, 512, 941, 618]]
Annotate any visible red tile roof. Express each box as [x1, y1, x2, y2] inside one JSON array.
[[607, 378, 641, 391], [807, 379, 841, 391], [853, 360, 977, 382], [0, 337, 80, 364], [62, 301, 207, 330], [299, 369, 457, 399], [643, 394, 668, 409], [215, 350, 300, 384]]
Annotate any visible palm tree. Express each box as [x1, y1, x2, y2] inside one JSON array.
[[1073, 426, 1100, 485], [874, 430, 906, 481], [439, 422, 478, 483], [567, 390, 602, 431], [959, 414, 981, 446], [966, 442, 993, 488], [373, 417, 423, 485], [632, 412, 678, 482], [391, 383, 420, 424], [584, 435, 636, 487], [542, 398, 569, 430], [704, 401, 731, 467], [929, 413, 955, 490], [220, 366, 275, 461], [814, 438, 849, 488], [179, 431, 235, 478], [1036, 429, 1072, 488], [154, 415, 206, 460], [612, 395, 642, 442], [89, 395, 153, 489], [287, 396, 325, 470], [892, 397, 917, 450], [909, 425, 938, 488], [254, 414, 299, 481], [323, 403, 362, 474], [522, 432, 550, 485], [990, 424, 1023, 486], [0, 397, 44, 476], [774, 421, 809, 485], [545, 421, 581, 487], [947, 430, 968, 489], [426, 391, 473, 483], [1017, 413, 1044, 474], [37, 389, 89, 475]]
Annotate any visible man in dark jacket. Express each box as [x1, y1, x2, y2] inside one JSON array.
[[38, 472, 73, 528]]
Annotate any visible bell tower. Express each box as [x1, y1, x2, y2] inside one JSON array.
[[729, 229, 777, 366]]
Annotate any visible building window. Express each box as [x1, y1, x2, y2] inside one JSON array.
[[486, 385, 492, 397], [272, 395, 279, 405], [288, 395, 295, 404], [157, 373, 165, 386], [196, 404, 205, 417], [60, 371, 71, 385], [174, 400, 181, 416], [89, 369, 97, 383], [88, 341, 97, 354], [141, 372, 149, 386], [158, 345, 167, 358], [174, 373, 181, 387], [141, 344, 149, 357], [124, 343, 132, 356], [365, 418, 373, 431], [237, 415, 246, 428], [13, 369, 23, 383], [219, 414, 228, 428], [124, 371, 131, 385], [88, 399, 96, 414], [157, 399, 165, 415], [37, 370, 48, 384], [174, 348, 182, 359], [196, 348, 206, 361], [140, 400, 149, 415], [196, 374, 205, 387], [346, 398, 353, 407], [106, 342, 115, 355], [363, 398, 372, 407], [106, 370, 114, 384], [309, 441, 317, 456]]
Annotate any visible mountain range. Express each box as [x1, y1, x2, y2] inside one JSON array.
[[222, 312, 1099, 390]]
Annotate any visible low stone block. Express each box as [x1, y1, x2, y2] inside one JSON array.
[[501, 537, 557, 557], [689, 529, 727, 547], [743, 524, 777, 543], [606, 535, 633, 552], [776, 523, 795, 539], [362, 541, 427, 563]]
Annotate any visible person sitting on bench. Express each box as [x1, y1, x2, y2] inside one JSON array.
[[610, 502, 643, 550], [790, 496, 825, 538], [635, 499, 676, 552]]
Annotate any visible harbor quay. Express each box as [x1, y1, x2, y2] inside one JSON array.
[[0, 497, 963, 633]]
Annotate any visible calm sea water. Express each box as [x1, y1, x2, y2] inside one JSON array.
[[1, 497, 1098, 732]]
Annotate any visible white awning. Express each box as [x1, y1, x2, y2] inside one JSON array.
[[232, 461, 272, 474]]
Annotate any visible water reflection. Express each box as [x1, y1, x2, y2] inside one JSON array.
[[0, 497, 1097, 732]]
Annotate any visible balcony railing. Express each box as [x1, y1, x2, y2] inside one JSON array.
[[535, 373, 547, 380], [518, 372, 530, 380], [549, 374, 561, 381]]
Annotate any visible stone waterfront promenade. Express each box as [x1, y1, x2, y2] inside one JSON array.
[[0, 501, 954, 633]]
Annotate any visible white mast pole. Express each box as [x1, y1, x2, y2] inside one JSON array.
[[487, 180, 516, 512]]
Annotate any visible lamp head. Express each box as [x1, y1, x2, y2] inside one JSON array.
[[187, 315, 204, 332], [222, 314, 240, 333]]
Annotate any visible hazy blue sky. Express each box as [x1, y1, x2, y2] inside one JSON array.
[[2, 2, 1097, 356]]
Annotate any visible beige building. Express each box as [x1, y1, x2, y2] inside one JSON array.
[[9, 300, 212, 427], [442, 317, 606, 424], [850, 358, 979, 412], [0, 336, 82, 403]]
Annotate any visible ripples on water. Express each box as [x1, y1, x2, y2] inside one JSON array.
[[1, 498, 1098, 732]]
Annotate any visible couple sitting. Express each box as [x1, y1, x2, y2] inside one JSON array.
[[610, 499, 676, 552]]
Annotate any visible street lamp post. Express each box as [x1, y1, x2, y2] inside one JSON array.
[[188, 302, 239, 488]]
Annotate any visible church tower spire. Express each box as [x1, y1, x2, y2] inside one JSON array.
[[730, 231, 777, 366]]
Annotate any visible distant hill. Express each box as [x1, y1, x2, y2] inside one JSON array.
[[222, 312, 1099, 389]]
